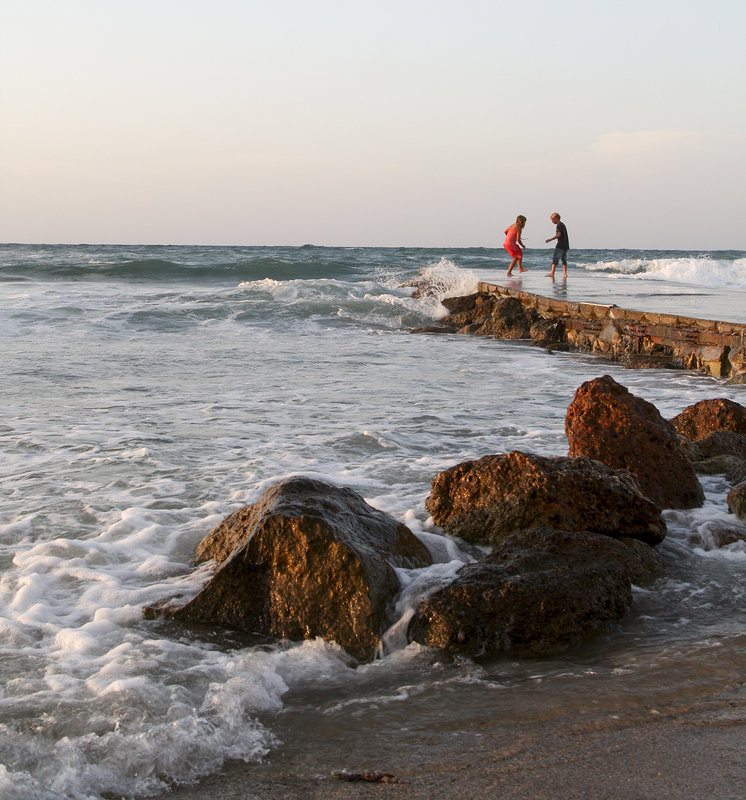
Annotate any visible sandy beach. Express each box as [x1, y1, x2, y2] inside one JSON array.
[[159, 686, 746, 800]]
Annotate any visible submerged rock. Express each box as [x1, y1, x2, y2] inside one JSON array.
[[425, 450, 666, 546], [144, 476, 432, 662], [408, 527, 659, 658], [727, 481, 746, 522], [671, 397, 746, 440], [565, 375, 704, 510], [688, 520, 746, 550]]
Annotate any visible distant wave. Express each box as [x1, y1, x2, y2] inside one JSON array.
[[583, 254, 746, 288], [0, 256, 369, 283]]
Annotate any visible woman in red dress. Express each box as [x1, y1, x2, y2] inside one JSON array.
[[504, 215, 527, 276]]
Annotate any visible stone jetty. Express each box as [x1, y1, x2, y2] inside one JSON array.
[[422, 282, 746, 382]]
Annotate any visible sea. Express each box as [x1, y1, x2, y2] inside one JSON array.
[[1, 244, 745, 799]]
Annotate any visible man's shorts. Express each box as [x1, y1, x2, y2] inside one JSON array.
[[553, 246, 569, 265]]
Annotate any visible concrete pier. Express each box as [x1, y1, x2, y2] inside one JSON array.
[[474, 282, 746, 380]]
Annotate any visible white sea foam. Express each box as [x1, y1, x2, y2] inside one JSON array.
[[585, 255, 746, 288], [2, 244, 746, 799]]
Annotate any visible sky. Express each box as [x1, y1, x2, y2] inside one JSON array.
[[1, 0, 744, 249]]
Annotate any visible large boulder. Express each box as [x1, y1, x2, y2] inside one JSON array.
[[727, 481, 746, 522], [144, 477, 432, 662], [671, 398, 746, 440], [424, 451, 666, 546], [408, 527, 659, 658], [565, 375, 704, 509]]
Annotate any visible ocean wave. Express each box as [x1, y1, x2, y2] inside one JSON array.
[[583, 254, 746, 288], [0, 257, 371, 284], [398, 257, 480, 302], [0, 244, 491, 288]]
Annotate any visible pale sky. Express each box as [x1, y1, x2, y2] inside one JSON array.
[[1, 0, 744, 249]]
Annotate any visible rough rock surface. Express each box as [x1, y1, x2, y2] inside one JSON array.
[[440, 293, 538, 339], [144, 477, 432, 662], [679, 430, 746, 484], [683, 453, 746, 484], [529, 317, 567, 348], [671, 398, 746, 440], [408, 527, 659, 658], [565, 375, 704, 510], [680, 430, 746, 462], [424, 450, 666, 546], [727, 481, 746, 522]]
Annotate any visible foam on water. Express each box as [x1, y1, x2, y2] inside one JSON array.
[[584, 253, 746, 288], [1, 244, 746, 798]]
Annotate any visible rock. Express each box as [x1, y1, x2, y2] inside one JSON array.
[[681, 430, 746, 462], [408, 527, 659, 658], [400, 270, 451, 300], [565, 375, 704, 510], [671, 398, 746, 439], [726, 371, 746, 385], [685, 453, 746, 483], [424, 450, 666, 546], [728, 461, 746, 485], [688, 521, 746, 550], [441, 292, 538, 339], [410, 324, 457, 334], [145, 477, 432, 662], [680, 430, 746, 484], [529, 317, 567, 348], [727, 481, 746, 521], [440, 292, 486, 317]]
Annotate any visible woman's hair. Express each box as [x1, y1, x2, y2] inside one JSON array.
[[516, 215, 527, 229]]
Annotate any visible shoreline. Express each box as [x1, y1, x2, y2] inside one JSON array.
[[158, 689, 746, 800]]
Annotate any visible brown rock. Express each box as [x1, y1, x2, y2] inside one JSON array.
[[145, 477, 432, 662], [727, 481, 746, 521], [529, 317, 567, 347], [408, 527, 659, 658], [685, 453, 746, 484], [424, 451, 666, 546], [565, 375, 704, 509], [441, 292, 538, 339], [681, 430, 746, 462], [671, 398, 746, 440]]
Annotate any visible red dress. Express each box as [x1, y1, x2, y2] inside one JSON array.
[[504, 224, 523, 259]]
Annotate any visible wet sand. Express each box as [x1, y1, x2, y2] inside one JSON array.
[[159, 692, 746, 800]]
